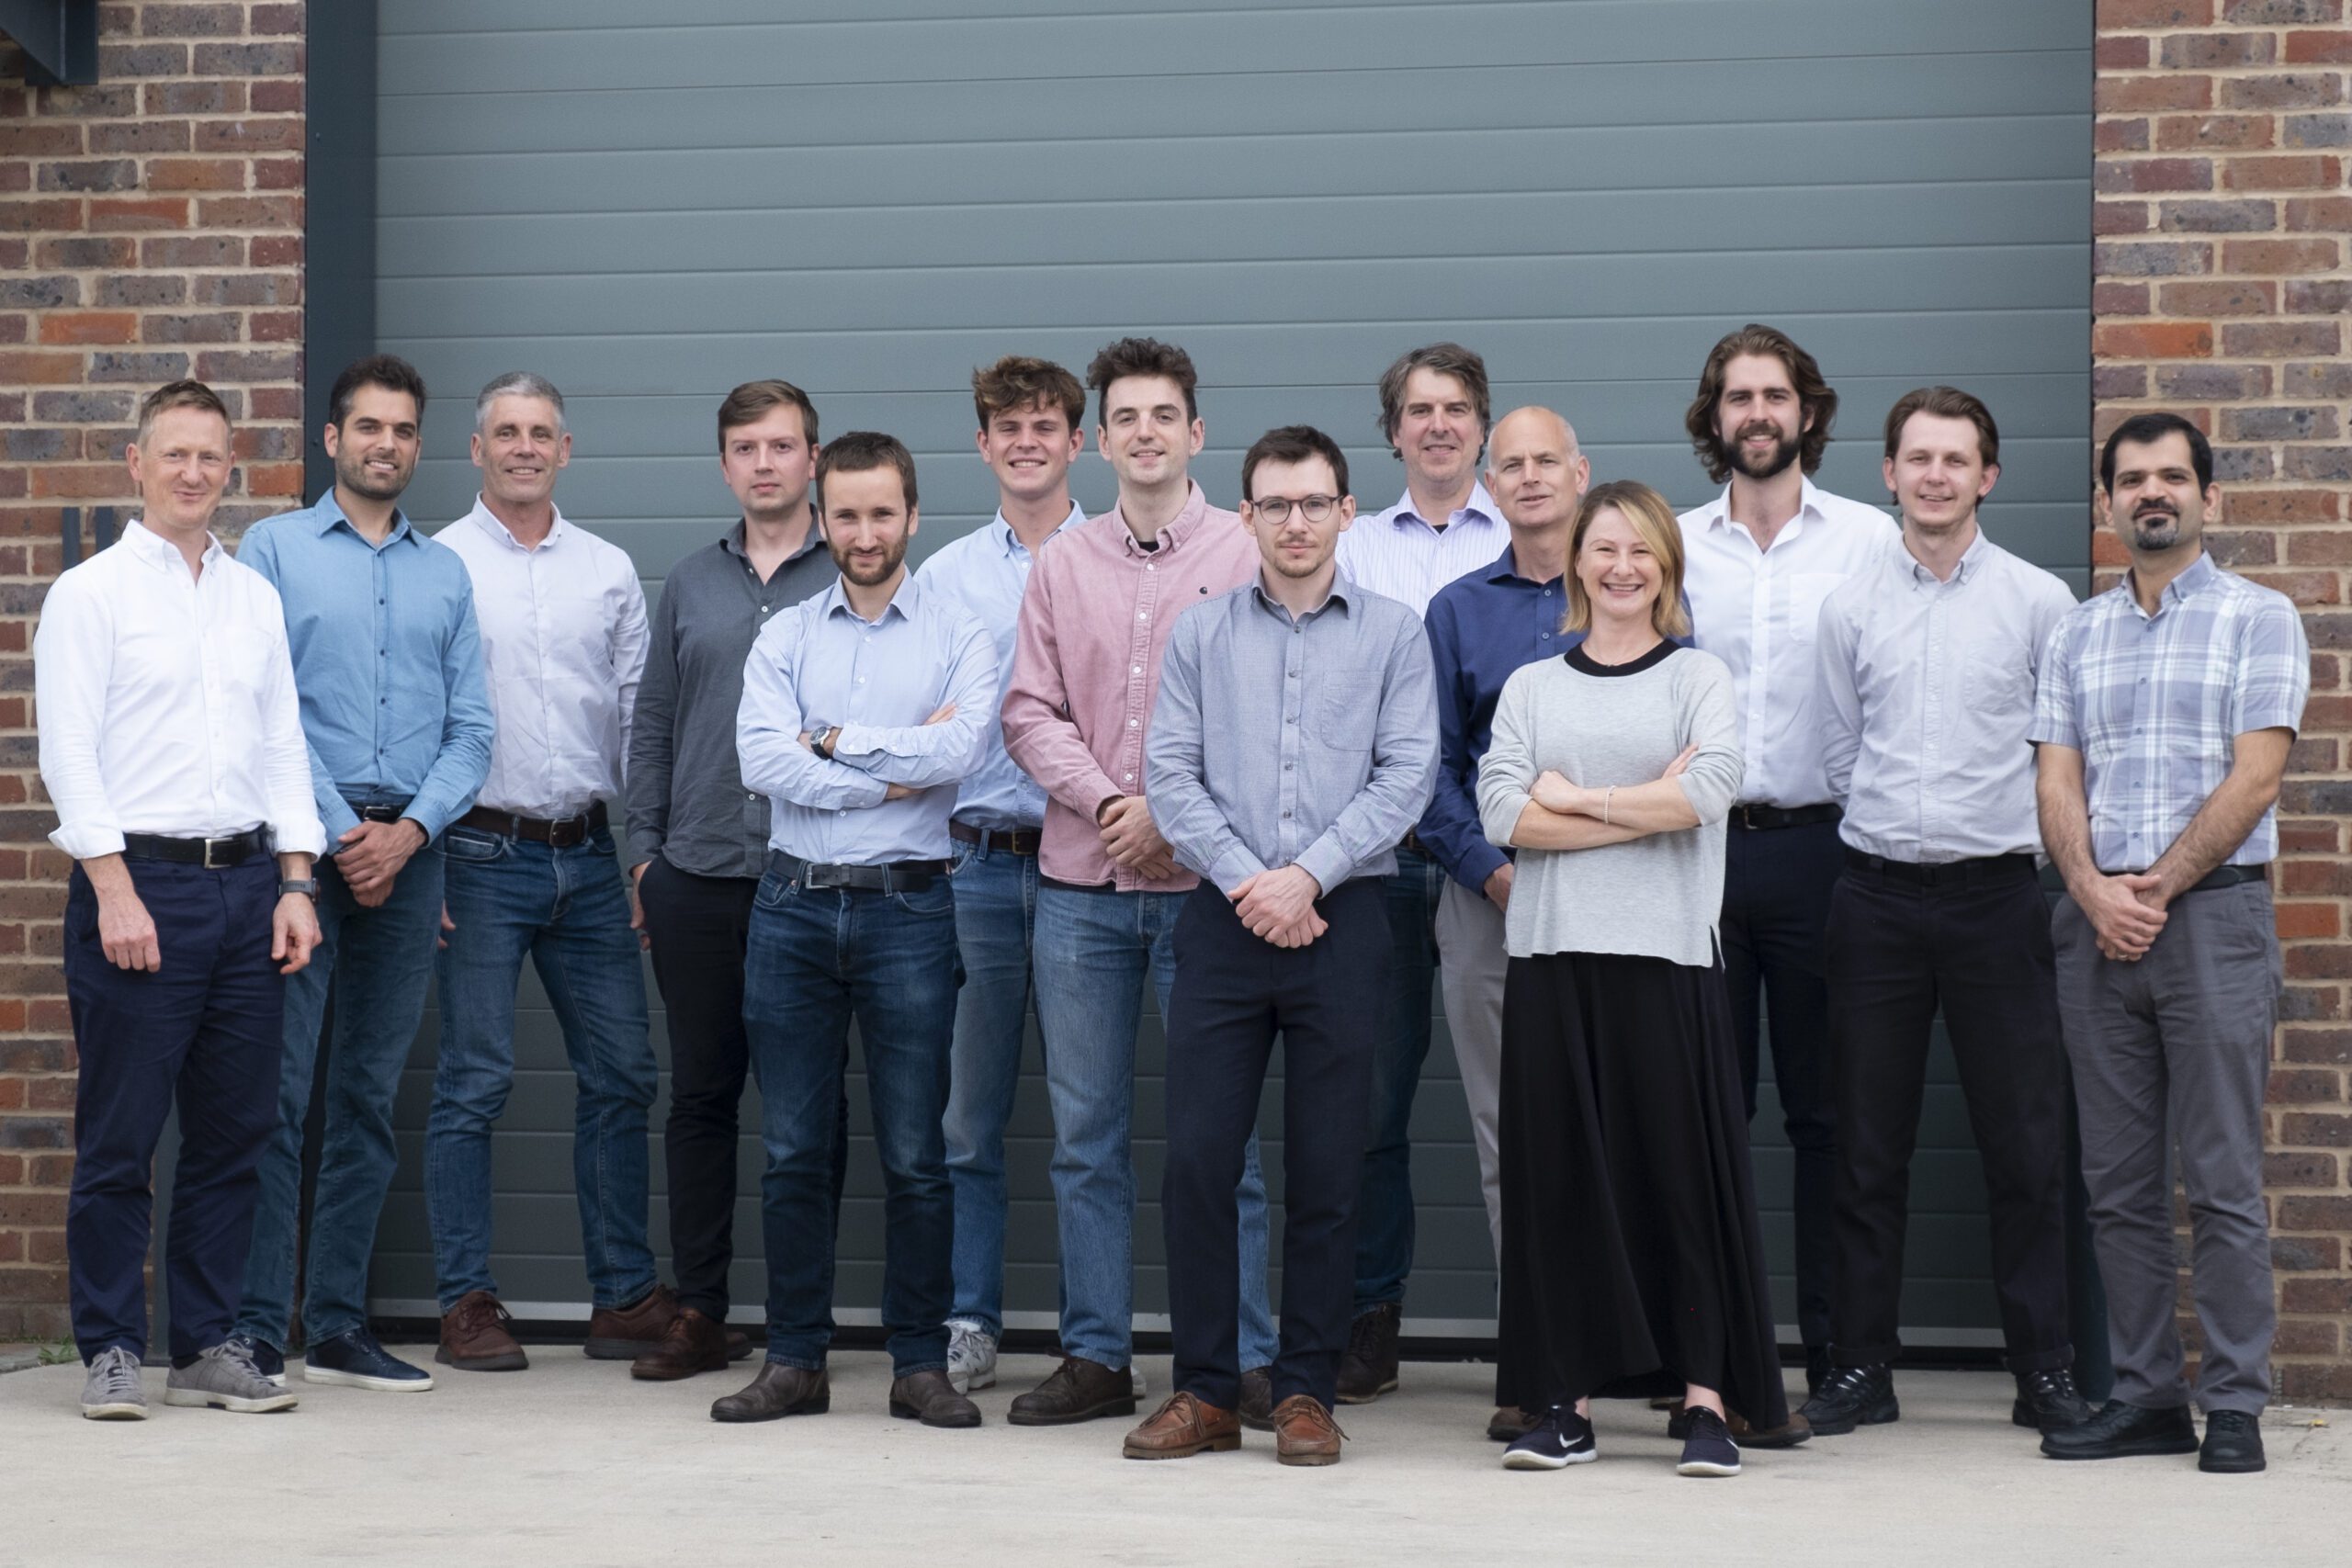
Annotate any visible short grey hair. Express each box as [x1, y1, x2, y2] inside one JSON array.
[[474, 370, 567, 435]]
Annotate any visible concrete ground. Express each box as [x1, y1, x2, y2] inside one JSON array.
[[2, 1350, 2345, 1567]]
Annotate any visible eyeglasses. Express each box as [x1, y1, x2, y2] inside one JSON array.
[[1249, 494, 1340, 524]]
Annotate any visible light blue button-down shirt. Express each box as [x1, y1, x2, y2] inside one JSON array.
[[913, 502, 1083, 832], [738, 572, 998, 865], [237, 491, 493, 844]]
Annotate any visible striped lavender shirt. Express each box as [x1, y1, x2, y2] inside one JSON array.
[[1333, 482, 1509, 618]]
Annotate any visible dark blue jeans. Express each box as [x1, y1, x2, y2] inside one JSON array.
[[238, 833, 444, 1349], [743, 860, 960, 1378], [941, 840, 1040, 1339], [1353, 846, 1446, 1313], [63, 855, 283, 1363]]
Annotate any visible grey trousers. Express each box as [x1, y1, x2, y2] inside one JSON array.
[[1435, 877, 1507, 1265], [2051, 879, 2280, 1416]]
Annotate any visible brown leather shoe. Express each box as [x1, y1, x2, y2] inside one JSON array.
[[1238, 1364, 1275, 1430], [436, 1291, 527, 1372], [889, 1368, 981, 1428], [1124, 1391, 1242, 1460], [1008, 1356, 1137, 1426], [710, 1361, 830, 1423], [1488, 1405, 1536, 1442], [629, 1305, 744, 1382], [585, 1282, 679, 1359], [1272, 1393, 1346, 1466]]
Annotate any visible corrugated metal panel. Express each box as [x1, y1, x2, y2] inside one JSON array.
[[368, 0, 2092, 1337]]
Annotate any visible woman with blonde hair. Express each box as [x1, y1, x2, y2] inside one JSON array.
[[1477, 479, 1784, 1478]]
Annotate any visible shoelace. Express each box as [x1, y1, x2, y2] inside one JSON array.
[[91, 1347, 141, 1401], [215, 1337, 271, 1383]]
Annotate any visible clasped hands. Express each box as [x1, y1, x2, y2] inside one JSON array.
[[1229, 863, 1325, 948], [2076, 871, 2169, 964]]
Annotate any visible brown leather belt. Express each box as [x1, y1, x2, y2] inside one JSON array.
[[457, 800, 608, 850], [950, 821, 1042, 855]]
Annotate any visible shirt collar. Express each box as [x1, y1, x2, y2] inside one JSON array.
[[309, 488, 415, 547], [820, 570, 924, 626], [987, 500, 1086, 558], [1485, 538, 1565, 586], [463, 494, 570, 552], [2123, 548, 2220, 617], [1901, 525, 1988, 586], [723, 514, 825, 565], [121, 517, 223, 575], [1387, 481, 1506, 533], [1109, 481, 1208, 558], [1700, 475, 1833, 539], [1250, 570, 1353, 622]]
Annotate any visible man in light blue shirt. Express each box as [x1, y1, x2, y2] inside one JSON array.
[[713, 432, 997, 1431], [913, 356, 1086, 1401], [232, 355, 492, 1393]]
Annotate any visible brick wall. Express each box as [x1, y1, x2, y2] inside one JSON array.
[[0, 1, 304, 1340], [2096, 0, 2352, 1404]]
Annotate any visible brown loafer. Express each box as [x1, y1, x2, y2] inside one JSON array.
[[585, 1282, 679, 1359], [1488, 1405, 1536, 1442], [437, 1290, 527, 1372], [1238, 1364, 1275, 1431], [630, 1305, 748, 1381], [1008, 1356, 1137, 1426], [710, 1361, 829, 1423], [1272, 1393, 1346, 1466], [889, 1368, 982, 1428], [1123, 1391, 1242, 1460]]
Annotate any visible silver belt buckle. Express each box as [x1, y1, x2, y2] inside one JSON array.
[[203, 835, 238, 869]]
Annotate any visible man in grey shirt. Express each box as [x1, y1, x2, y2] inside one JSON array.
[[622, 378, 837, 1380], [1807, 387, 2087, 1440], [1125, 425, 1437, 1469]]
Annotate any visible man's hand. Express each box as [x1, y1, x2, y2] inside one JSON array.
[[1099, 794, 1170, 869], [272, 891, 322, 976], [1483, 862, 1514, 913], [1231, 864, 1322, 945], [96, 886, 162, 972], [1261, 908, 1329, 949], [2075, 871, 2167, 962], [336, 818, 427, 908], [628, 861, 651, 951]]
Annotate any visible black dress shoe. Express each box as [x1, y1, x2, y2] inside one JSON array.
[[710, 1361, 830, 1423], [2013, 1367, 2092, 1431], [1336, 1303, 1399, 1404], [2199, 1409, 2267, 1473], [2039, 1399, 2197, 1461], [1007, 1356, 1136, 1426], [1238, 1364, 1275, 1431], [890, 1368, 982, 1428], [1799, 1363, 1897, 1436]]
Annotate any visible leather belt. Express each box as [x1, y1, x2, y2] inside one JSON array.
[[457, 800, 608, 849], [2114, 863, 2267, 896], [950, 821, 1042, 855], [773, 852, 950, 893], [1731, 802, 1842, 830], [1398, 829, 1431, 856], [1844, 849, 2036, 888], [122, 828, 271, 868], [346, 797, 414, 826]]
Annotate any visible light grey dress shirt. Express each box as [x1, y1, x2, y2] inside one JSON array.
[[1816, 528, 2076, 864], [1145, 574, 1438, 897]]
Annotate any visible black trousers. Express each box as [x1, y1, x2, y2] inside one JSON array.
[[1824, 860, 2073, 1372], [1163, 879, 1385, 1412], [1720, 816, 1840, 1355]]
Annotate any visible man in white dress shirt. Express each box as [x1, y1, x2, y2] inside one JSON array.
[[426, 372, 673, 1374], [37, 379, 323, 1419], [1676, 323, 1894, 1399]]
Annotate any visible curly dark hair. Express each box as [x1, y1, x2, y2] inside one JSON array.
[[1682, 323, 1838, 484]]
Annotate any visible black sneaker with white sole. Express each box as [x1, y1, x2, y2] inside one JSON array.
[[1676, 1406, 1742, 1477], [1501, 1405, 1598, 1470]]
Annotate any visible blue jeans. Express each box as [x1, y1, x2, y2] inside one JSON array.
[[744, 862, 960, 1377], [1353, 847, 1444, 1313], [426, 823, 659, 1313], [1032, 884, 1276, 1371], [238, 826, 444, 1348], [941, 840, 1040, 1339]]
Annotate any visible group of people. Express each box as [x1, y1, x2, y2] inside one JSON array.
[[36, 324, 2304, 1483]]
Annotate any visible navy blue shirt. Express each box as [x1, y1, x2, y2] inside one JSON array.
[[1416, 544, 1582, 892]]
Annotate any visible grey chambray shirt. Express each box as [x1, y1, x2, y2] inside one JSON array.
[[1146, 573, 1439, 897], [626, 519, 835, 877]]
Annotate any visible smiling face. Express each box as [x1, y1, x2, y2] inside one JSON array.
[[720, 403, 816, 526], [2103, 430, 2215, 558], [978, 396, 1084, 509], [1713, 352, 1809, 482], [1393, 367, 1483, 495], [470, 393, 571, 510], [1242, 453, 1355, 583], [127, 404, 233, 536], [324, 383, 421, 505], [1574, 505, 1663, 627], [1885, 411, 1997, 542], [821, 463, 918, 588], [1485, 408, 1588, 533], [1097, 373, 1203, 493]]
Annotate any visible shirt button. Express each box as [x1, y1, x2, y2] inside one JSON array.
[[1283, 761, 1294, 771], [748, 792, 758, 801], [1282, 809, 1293, 818], [1132, 666, 1142, 676], [1542, 632, 1553, 640], [1128, 717, 1138, 728], [1124, 773, 1134, 783], [1137, 612, 1148, 622], [1542, 589, 1552, 597]]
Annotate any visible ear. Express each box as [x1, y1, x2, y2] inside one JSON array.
[[322, 422, 344, 458], [1977, 463, 2000, 502]]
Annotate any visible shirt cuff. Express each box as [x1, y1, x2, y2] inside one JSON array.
[[1451, 840, 1508, 891], [319, 797, 363, 848], [1209, 842, 1269, 895], [1292, 836, 1351, 898], [50, 822, 126, 862]]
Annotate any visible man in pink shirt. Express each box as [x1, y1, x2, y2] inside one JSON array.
[[1001, 337, 1279, 1427]]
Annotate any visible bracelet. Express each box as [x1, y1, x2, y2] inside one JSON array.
[[1602, 786, 1615, 827]]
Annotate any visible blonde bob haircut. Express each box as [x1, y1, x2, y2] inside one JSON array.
[[1562, 479, 1692, 641]]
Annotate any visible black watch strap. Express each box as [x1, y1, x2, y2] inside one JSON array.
[[277, 878, 320, 898]]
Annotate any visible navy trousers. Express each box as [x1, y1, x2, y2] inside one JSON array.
[[63, 854, 284, 1363]]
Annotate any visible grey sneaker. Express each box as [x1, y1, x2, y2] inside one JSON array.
[[945, 1319, 997, 1394], [163, 1340, 300, 1414], [81, 1346, 148, 1420]]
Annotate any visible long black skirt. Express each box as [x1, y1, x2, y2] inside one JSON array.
[[1494, 950, 1788, 1430]]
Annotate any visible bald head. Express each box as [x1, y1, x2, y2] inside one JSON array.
[[1486, 405, 1589, 533]]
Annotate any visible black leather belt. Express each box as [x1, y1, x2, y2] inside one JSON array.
[[1731, 802, 1843, 830], [1844, 849, 2036, 888], [346, 797, 414, 826], [2114, 863, 2267, 896], [950, 821, 1041, 855], [457, 800, 608, 849], [773, 852, 949, 893], [122, 828, 271, 868]]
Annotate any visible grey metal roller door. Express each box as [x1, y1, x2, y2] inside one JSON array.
[[368, 0, 2091, 1344]]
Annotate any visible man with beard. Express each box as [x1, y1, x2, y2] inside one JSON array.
[[1676, 324, 1893, 1402], [2033, 412, 2305, 1474], [712, 432, 996, 1428], [232, 355, 492, 1393]]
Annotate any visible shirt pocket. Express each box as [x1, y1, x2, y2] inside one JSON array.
[[1312, 668, 1381, 753], [1784, 571, 1849, 643]]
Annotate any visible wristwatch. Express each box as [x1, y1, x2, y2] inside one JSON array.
[[810, 726, 840, 761], [277, 878, 320, 900]]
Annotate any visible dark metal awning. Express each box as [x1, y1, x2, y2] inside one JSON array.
[[0, 0, 98, 85]]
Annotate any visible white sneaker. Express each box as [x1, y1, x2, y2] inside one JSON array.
[[1131, 1365, 1148, 1398], [81, 1346, 147, 1420], [945, 1320, 997, 1393], [163, 1340, 300, 1413]]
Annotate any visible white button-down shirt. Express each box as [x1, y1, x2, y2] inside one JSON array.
[[1678, 478, 1897, 807], [35, 520, 326, 860], [438, 497, 648, 818], [1334, 482, 1508, 617], [1817, 529, 2077, 863]]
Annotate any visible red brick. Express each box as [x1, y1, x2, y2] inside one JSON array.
[[2098, 35, 2154, 69], [248, 235, 300, 266], [2287, 195, 2352, 231], [2096, 200, 2153, 235], [2224, 73, 2346, 110], [86, 197, 191, 232], [2096, 282, 2153, 316], [35, 312, 135, 346], [2094, 321, 2217, 358], [2164, 31, 2278, 68], [2224, 237, 2343, 272], [2098, 0, 2217, 26], [144, 159, 248, 193], [2099, 156, 2215, 192], [86, 119, 188, 154], [2098, 118, 2153, 153], [195, 118, 302, 154], [2102, 76, 2216, 114], [0, 199, 86, 233], [198, 195, 300, 229], [2156, 114, 2277, 151], [140, 3, 249, 37], [250, 79, 302, 113], [0, 352, 85, 385], [2222, 152, 2343, 187], [2285, 28, 2352, 61], [2160, 279, 2277, 315]]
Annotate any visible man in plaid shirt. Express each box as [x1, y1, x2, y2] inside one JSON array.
[[2031, 412, 2308, 1476]]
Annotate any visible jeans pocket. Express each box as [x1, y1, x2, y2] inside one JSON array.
[[753, 867, 797, 909], [442, 827, 507, 864], [947, 843, 976, 878], [890, 880, 955, 919]]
